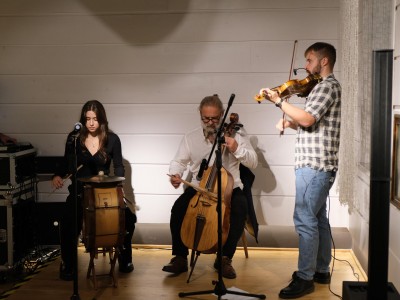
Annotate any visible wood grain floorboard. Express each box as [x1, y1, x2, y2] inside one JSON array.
[[1, 246, 366, 300]]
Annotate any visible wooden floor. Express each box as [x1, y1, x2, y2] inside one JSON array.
[[0, 245, 366, 300]]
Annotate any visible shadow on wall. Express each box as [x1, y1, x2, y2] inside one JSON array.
[[79, 1, 195, 44], [249, 135, 277, 225], [121, 158, 137, 215]]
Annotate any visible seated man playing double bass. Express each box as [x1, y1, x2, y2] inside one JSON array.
[[162, 95, 258, 279]]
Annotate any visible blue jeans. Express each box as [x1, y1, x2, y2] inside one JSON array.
[[294, 167, 336, 280]]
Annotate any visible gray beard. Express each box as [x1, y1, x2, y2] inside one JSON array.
[[201, 123, 217, 141]]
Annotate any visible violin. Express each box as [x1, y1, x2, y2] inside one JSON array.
[[254, 74, 322, 103], [180, 113, 241, 254]]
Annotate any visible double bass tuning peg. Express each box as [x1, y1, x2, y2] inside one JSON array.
[[234, 124, 243, 131]]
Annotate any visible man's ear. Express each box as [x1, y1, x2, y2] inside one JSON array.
[[321, 57, 329, 67]]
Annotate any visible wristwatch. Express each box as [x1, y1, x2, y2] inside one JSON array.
[[275, 98, 283, 108]]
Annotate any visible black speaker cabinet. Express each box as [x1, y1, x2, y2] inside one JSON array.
[[0, 197, 35, 268], [344, 49, 400, 300], [342, 282, 400, 300]]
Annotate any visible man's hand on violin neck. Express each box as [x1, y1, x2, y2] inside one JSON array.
[[259, 88, 280, 103]]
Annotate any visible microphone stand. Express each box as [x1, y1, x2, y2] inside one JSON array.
[[70, 134, 80, 300], [178, 94, 266, 299]]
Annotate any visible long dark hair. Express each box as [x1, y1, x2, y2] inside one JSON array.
[[79, 100, 109, 159]]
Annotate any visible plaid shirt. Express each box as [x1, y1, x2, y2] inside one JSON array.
[[295, 74, 341, 172]]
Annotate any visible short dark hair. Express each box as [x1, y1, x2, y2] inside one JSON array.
[[305, 42, 336, 67]]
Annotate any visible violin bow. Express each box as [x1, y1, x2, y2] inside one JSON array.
[[280, 40, 298, 136]]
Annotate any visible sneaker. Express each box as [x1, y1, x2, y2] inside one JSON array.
[[119, 262, 134, 273], [313, 271, 331, 284], [162, 256, 188, 274], [214, 256, 237, 279], [279, 272, 314, 299]]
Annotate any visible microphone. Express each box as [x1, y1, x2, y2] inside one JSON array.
[[293, 68, 307, 75], [228, 93, 235, 107], [67, 122, 82, 146], [73, 122, 82, 133], [196, 158, 208, 181]]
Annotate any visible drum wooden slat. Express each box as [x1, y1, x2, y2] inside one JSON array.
[[83, 184, 125, 251]]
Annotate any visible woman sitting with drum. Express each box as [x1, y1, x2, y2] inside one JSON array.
[[52, 100, 136, 281]]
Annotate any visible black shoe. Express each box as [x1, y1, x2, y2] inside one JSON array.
[[279, 272, 314, 299], [293, 270, 331, 284], [119, 262, 134, 273], [313, 271, 331, 284], [59, 262, 73, 281], [213, 256, 237, 279], [162, 256, 188, 274]]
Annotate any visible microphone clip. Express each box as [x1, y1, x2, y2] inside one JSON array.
[[293, 68, 307, 75], [196, 158, 208, 181]]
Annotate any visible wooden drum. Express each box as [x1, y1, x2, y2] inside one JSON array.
[[82, 182, 126, 251]]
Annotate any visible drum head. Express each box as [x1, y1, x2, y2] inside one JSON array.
[[79, 175, 125, 183]]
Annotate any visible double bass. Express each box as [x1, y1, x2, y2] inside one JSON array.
[[179, 113, 242, 254]]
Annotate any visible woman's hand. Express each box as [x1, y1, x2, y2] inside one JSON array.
[[52, 175, 64, 189]]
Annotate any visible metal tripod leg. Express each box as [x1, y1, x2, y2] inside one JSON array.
[[186, 250, 201, 283]]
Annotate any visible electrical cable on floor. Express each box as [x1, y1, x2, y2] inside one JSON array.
[[327, 195, 359, 299], [0, 247, 60, 300]]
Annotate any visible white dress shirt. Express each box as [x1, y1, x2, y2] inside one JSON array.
[[169, 126, 258, 189]]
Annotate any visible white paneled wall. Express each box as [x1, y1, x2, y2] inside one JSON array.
[[0, 1, 347, 235]]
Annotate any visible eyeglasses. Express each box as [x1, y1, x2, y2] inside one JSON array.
[[201, 116, 220, 123]]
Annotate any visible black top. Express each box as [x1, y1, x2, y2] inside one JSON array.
[[55, 131, 124, 183]]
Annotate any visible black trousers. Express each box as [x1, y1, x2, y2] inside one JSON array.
[[170, 186, 248, 259], [60, 191, 136, 269]]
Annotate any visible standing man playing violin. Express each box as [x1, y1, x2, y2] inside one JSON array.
[[260, 42, 341, 299], [162, 95, 258, 279]]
